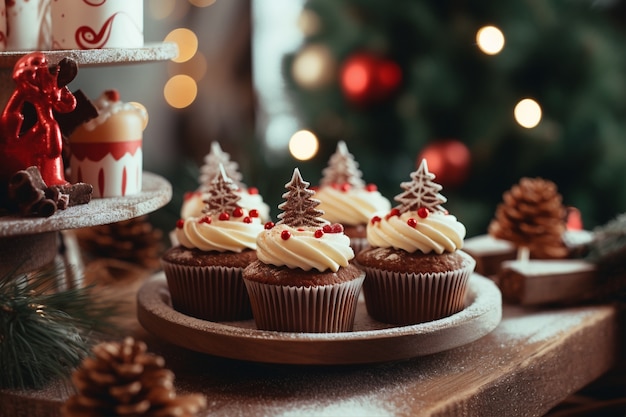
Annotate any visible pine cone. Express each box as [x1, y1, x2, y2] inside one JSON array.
[[62, 337, 206, 417], [488, 177, 568, 259], [75, 215, 163, 270]]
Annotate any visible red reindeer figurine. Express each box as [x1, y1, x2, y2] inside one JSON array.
[[0, 52, 77, 187]]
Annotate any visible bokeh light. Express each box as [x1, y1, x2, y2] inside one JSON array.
[[476, 25, 505, 55], [514, 98, 542, 128], [298, 9, 321, 36], [291, 44, 335, 89], [189, 0, 216, 7], [164, 75, 198, 109], [164, 28, 198, 63], [289, 130, 319, 160], [148, 0, 177, 20], [174, 51, 208, 81]]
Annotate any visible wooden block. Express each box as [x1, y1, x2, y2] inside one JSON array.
[[463, 234, 516, 277], [498, 259, 598, 305]]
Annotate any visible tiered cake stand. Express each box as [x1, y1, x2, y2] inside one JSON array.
[[0, 43, 177, 277]]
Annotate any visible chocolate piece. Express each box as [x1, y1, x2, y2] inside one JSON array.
[[50, 183, 93, 206], [7, 166, 92, 217], [8, 167, 48, 215], [55, 90, 98, 138], [55, 58, 78, 88]]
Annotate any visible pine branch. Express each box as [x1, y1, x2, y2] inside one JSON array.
[[0, 262, 120, 389]]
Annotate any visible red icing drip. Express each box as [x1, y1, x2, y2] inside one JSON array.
[[98, 168, 105, 197], [71, 140, 142, 162], [121, 166, 127, 196]]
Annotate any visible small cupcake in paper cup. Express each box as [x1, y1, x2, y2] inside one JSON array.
[[243, 168, 365, 333], [356, 159, 475, 325], [69, 90, 147, 198]]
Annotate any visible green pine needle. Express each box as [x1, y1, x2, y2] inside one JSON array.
[[586, 213, 626, 271], [0, 262, 120, 389]]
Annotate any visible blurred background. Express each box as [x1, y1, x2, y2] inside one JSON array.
[[71, 0, 625, 238]]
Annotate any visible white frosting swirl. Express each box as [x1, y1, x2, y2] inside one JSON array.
[[83, 92, 147, 132], [176, 210, 264, 253], [366, 211, 466, 254], [315, 186, 391, 225], [256, 224, 354, 272], [180, 189, 270, 222]]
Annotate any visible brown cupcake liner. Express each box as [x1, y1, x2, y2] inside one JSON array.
[[243, 273, 365, 333], [161, 259, 252, 321], [359, 255, 475, 325]]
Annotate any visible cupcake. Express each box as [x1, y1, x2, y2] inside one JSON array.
[[243, 168, 365, 333], [69, 90, 148, 197], [181, 141, 270, 222], [315, 141, 391, 254], [161, 164, 265, 321], [355, 159, 475, 325]]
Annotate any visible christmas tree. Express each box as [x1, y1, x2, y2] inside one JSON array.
[[203, 164, 241, 216], [277, 168, 327, 228], [396, 159, 447, 214], [282, 0, 626, 236], [321, 141, 365, 187]]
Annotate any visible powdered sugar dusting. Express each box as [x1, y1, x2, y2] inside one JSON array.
[[495, 307, 591, 344]]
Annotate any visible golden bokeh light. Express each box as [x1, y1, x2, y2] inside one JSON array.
[[291, 44, 335, 89], [178, 52, 208, 81], [289, 130, 319, 161], [514, 98, 542, 128], [189, 0, 216, 7], [164, 28, 198, 63], [147, 0, 176, 20], [164, 75, 198, 109], [476, 25, 505, 55]]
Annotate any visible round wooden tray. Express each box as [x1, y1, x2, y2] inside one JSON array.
[[0, 172, 172, 237], [137, 273, 502, 365], [0, 42, 178, 68]]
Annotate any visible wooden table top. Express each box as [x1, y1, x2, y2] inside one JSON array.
[[1, 268, 623, 417]]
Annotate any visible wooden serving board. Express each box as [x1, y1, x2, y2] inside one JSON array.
[[136, 273, 503, 365]]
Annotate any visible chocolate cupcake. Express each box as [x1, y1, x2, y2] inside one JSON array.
[[243, 168, 364, 333], [162, 164, 265, 321], [356, 159, 475, 325], [315, 141, 391, 254]]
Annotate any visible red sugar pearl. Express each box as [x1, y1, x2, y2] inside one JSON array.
[[281, 230, 291, 240], [249, 209, 259, 218], [199, 216, 211, 224], [243, 216, 252, 224], [264, 221, 275, 230], [322, 224, 333, 233], [232, 207, 244, 218], [340, 183, 351, 192], [176, 219, 185, 229], [331, 223, 344, 233], [248, 187, 259, 195], [365, 183, 377, 192], [417, 207, 429, 219], [314, 229, 324, 238], [219, 212, 230, 221], [386, 208, 400, 220], [407, 218, 418, 228]]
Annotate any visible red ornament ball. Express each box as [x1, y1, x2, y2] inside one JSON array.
[[417, 140, 471, 188], [340, 52, 402, 106]]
